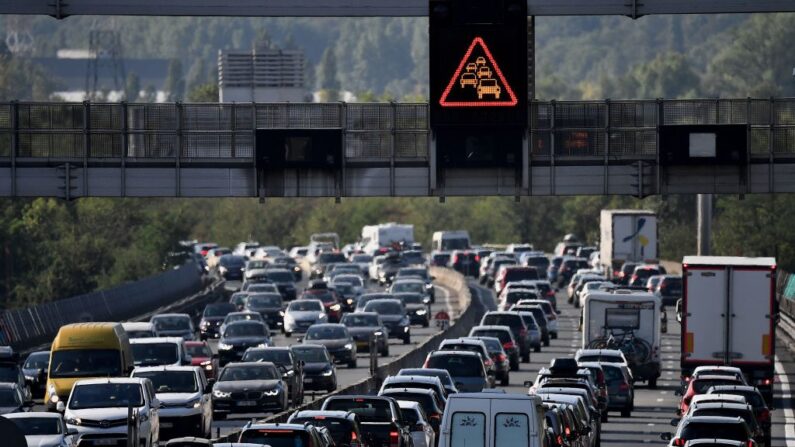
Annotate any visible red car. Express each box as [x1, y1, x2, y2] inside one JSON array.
[[678, 375, 745, 415], [184, 341, 219, 380], [300, 289, 342, 322]]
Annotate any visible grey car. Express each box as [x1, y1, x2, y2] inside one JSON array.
[[593, 362, 634, 417], [302, 324, 358, 368], [423, 350, 487, 392], [364, 299, 411, 344], [340, 312, 390, 357]]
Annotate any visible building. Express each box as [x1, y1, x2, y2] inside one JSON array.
[[218, 48, 308, 103]]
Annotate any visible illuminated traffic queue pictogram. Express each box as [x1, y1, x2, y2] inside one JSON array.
[[439, 37, 518, 107]]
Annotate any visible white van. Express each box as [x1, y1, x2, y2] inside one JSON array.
[[438, 392, 544, 447], [432, 231, 470, 252], [582, 290, 661, 387]]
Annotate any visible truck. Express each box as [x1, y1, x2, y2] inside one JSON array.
[[680, 256, 777, 404], [431, 230, 470, 252], [599, 210, 658, 277], [582, 289, 662, 387], [360, 223, 414, 255]]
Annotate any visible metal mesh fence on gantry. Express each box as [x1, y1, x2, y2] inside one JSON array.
[[0, 264, 203, 349]]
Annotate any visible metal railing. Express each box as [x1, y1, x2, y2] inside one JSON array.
[[2, 98, 795, 164]]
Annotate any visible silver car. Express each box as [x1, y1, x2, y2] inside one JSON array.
[[3, 412, 78, 447], [283, 299, 327, 336], [398, 400, 436, 447]]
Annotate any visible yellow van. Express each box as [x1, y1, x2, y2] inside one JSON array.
[[45, 323, 134, 411]]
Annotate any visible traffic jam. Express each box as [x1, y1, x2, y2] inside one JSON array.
[[0, 214, 787, 447]]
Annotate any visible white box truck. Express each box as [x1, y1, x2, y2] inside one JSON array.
[[680, 256, 777, 404], [600, 210, 658, 278], [583, 290, 662, 387], [360, 223, 414, 255]]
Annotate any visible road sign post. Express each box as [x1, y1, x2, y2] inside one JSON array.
[[435, 310, 451, 330]]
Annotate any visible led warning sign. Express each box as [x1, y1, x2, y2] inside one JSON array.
[[439, 37, 518, 108]]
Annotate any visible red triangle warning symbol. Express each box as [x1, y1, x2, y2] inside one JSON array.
[[439, 37, 518, 108]]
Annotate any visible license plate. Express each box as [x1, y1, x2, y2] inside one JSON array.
[[238, 400, 257, 407], [160, 422, 173, 428], [305, 378, 313, 383], [94, 440, 117, 446]]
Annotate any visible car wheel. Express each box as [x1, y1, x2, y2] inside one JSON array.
[[551, 333, 557, 339], [522, 352, 530, 362], [621, 408, 631, 418], [648, 378, 658, 389], [601, 412, 608, 423], [510, 360, 519, 371], [348, 359, 357, 368], [423, 320, 430, 328], [381, 346, 390, 357], [284, 330, 292, 337], [500, 375, 509, 386], [213, 412, 226, 421], [534, 346, 541, 353], [403, 335, 411, 345], [543, 339, 550, 347]]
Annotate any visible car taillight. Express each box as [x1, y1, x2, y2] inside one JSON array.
[[423, 359, 429, 368], [556, 435, 563, 446], [630, 274, 638, 283], [548, 313, 556, 320], [389, 430, 400, 447], [503, 341, 515, 350], [758, 408, 770, 422], [453, 255, 460, 263], [758, 378, 773, 386], [351, 431, 358, 441], [747, 441, 754, 447], [430, 413, 441, 421], [564, 427, 571, 436], [519, 328, 527, 338], [673, 438, 685, 447], [496, 353, 507, 363], [484, 359, 493, 367], [474, 255, 480, 262], [546, 290, 555, 297], [619, 382, 629, 391]]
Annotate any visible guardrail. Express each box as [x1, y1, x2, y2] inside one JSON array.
[[0, 263, 205, 350], [214, 267, 483, 442]]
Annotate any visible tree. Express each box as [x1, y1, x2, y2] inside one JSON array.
[[187, 82, 219, 102], [164, 58, 185, 101], [316, 48, 340, 101]]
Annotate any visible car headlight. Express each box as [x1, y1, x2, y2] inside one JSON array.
[[279, 310, 285, 316], [344, 343, 353, 350], [321, 369, 334, 376], [425, 283, 433, 289], [330, 304, 341, 311], [319, 313, 327, 319], [294, 266, 301, 272], [48, 385, 59, 403], [373, 331, 384, 336], [257, 343, 269, 348], [218, 343, 233, 350], [416, 309, 427, 315], [200, 320, 210, 328], [186, 398, 201, 409], [213, 390, 231, 398], [65, 418, 82, 426], [263, 388, 281, 396], [285, 369, 295, 376], [219, 266, 228, 274], [346, 298, 354, 305], [25, 375, 35, 382]]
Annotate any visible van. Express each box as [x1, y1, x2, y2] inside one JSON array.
[[46, 323, 133, 410], [438, 392, 545, 447], [432, 231, 470, 252]]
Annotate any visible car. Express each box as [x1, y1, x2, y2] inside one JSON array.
[[287, 410, 366, 447], [229, 292, 249, 311], [238, 422, 329, 446], [394, 292, 431, 327], [198, 302, 236, 340], [707, 385, 771, 445], [379, 388, 444, 433], [534, 385, 603, 435], [219, 311, 264, 336], [130, 337, 189, 367], [476, 65, 492, 78], [614, 262, 639, 285], [340, 312, 389, 357], [498, 289, 539, 311], [268, 256, 303, 281], [241, 347, 304, 406], [131, 366, 213, 438], [321, 395, 413, 447], [656, 275, 683, 306], [3, 412, 79, 447], [558, 258, 590, 287], [350, 253, 373, 276], [261, 269, 298, 301], [379, 375, 448, 403], [217, 321, 272, 365], [150, 313, 196, 340], [679, 375, 746, 415], [377, 254, 409, 286], [595, 362, 634, 417], [64, 378, 160, 447], [660, 416, 755, 447], [480, 311, 533, 360], [389, 279, 428, 297], [395, 267, 435, 302], [0, 383, 33, 415], [683, 402, 766, 447], [354, 292, 393, 312], [477, 78, 501, 99], [465, 62, 477, 72], [515, 311, 542, 352], [468, 325, 520, 370], [423, 350, 488, 392], [205, 247, 231, 269], [494, 266, 539, 295], [310, 252, 348, 279], [629, 264, 667, 287], [574, 362, 610, 419], [429, 251, 451, 267], [575, 349, 629, 366], [448, 251, 479, 277], [535, 391, 599, 447], [290, 344, 337, 393], [217, 254, 246, 280], [211, 362, 288, 418], [243, 259, 270, 281], [302, 324, 357, 368], [183, 341, 219, 380], [468, 336, 511, 386], [122, 322, 157, 339], [364, 298, 412, 344], [397, 368, 459, 396], [283, 299, 328, 336], [438, 338, 496, 384], [300, 288, 343, 323], [21, 351, 49, 397], [398, 400, 436, 447], [323, 263, 363, 283], [242, 282, 280, 294], [244, 292, 285, 331], [523, 254, 551, 277], [688, 366, 748, 389], [515, 299, 559, 339], [509, 304, 550, 346], [233, 241, 260, 257]]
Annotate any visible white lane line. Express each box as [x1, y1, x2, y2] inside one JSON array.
[[774, 356, 795, 447], [436, 285, 456, 319], [656, 398, 664, 402]]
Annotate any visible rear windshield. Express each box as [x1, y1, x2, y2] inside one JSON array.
[[365, 301, 403, 315], [712, 390, 765, 407], [681, 422, 748, 441], [505, 269, 538, 281], [325, 399, 392, 422], [427, 355, 484, 377], [239, 430, 310, 447], [204, 303, 236, 317], [243, 349, 291, 366], [289, 417, 355, 444], [384, 392, 435, 414], [131, 343, 178, 366], [224, 323, 266, 337], [602, 365, 625, 384], [525, 257, 550, 268], [578, 355, 623, 364], [692, 409, 755, 428], [472, 330, 511, 344], [481, 314, 522, 330], [319, 253, 347, 263]]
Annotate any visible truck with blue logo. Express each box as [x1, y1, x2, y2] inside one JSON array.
[[599, 209, 658, 278]]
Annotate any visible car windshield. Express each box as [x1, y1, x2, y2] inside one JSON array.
[[131, 343, 178, 366], [247, 260, 269, 269], [225, 323, 266, 337], [291, 347, 328, 363], [578, 355, 623, 364], [399, 269, 428, 279], [9, 417, 61, 435], [334, 284, 354, 294], [290, 417, 355, 443], [392, 282, 424, 293], [220, 365, 279, 381], [681, 422, 748, 441], [399, 294, 425, 304], [69, 383, 143, 409], [0, 389, 19, 406], [343, 314, 379, 327], [478, 338, 503, 353], [49, 349, 122, 378], [247, 294, 282, 307], [0, 365, 18, 382], [289, 301, 322, 312], [266, 271, 294, 282], [243, 350, 291, 365], [225, 313, 262, 324], [240, 430, 309, 447], [23, 352, 49, 370], [319, 253, 347, 263], [427, 355, 483, 377], [365, 301, 403, 314], [306, 326, 347, 340], [325, 399, 392, 422], [352, 255, 372, 263], [602, 365, 625, 384], [184, 344, 212, 358], [152, 316, 191, 331], [219, 255, 245, 267], [204, 304, 235, 317], [135, 370, 197, 393], [482, 314, 522, 330], [472, 330, 511, 344], [692, 409, 755, 428]]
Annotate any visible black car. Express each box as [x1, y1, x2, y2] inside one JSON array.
[[217, 321, 271, 365], [377, 255, 408, 286], [330, 282, 360, 313], [269, 256, 303, 281], [244, 293, 285, 330], [400, 250, 426, 266], [217, 254, 246, 280], [21, 351, 48, 396], [364, 299, 411, 344], [429, 252, 451, 267], [311, 252, 348, 279], [395, 267, 436, 302], [302, 324, 357, 368], [449, 250, 479, 277], [290, 344, 337, 393], [287, 410, 365, 447], [394, 292, 431, 327], [340, 312, 389, 357], [242, 347, 304, 406], [262, 269, 298, 301], [211, 362, 287, 418], [199, 302, 236, 340]]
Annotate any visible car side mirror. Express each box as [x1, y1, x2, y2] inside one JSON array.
[[675, 409, 682, 416], [523, 380, 533, 387], [674, 389, 682, 396], [56, 401, 66, 412], [296, 337, 303, 343], [415, 423, 425, 431], [670, 418, 680, 426], [660, 433, 673, 441]]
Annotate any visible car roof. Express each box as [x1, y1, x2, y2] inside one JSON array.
[[384, 376, 441, 385], [430, 350, 480, 357], [130, 337, 184, 344], [690, 402, 751, 411], [708, 385, 758, 392], [291, 410, 353, 420], [132, 366, 200, 374], [2, 412, 63, 419], [692, 394, 748, 404], [152, 313, 191, 319], [308, 323, 346, 329], [381, 387, 436, 395], [440, 338, 487, 346], [122, 322, 154, 329], [245, 423, 312, 431], [223, 361, 276, 369], [682, 416, 746, 425], [74, 377, 147, 386], [471, 325, 512, 332]]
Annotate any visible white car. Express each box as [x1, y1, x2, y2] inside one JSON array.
[[282, 299, 328, 336], [122, 322, 156, 339], [130, 337, 189, 367], [131, 366, 213, 439], [62, 378, 160, 447], [4, 412, 79, 447], [398, 400, 436, 447], [514, 298, 559, 339], [150, 313, 195, 340]]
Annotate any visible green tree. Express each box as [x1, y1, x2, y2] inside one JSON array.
[[164, 58, 185, 101], [316, 47, 340, 101], [187, 82, 219, 102]]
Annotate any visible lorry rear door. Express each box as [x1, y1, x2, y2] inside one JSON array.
[[728, 269, 773, 365], [684, 267, 727, 363]]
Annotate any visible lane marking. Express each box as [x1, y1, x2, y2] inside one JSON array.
[[436, 285, 456, 320], [774, 356, 795, 447]]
